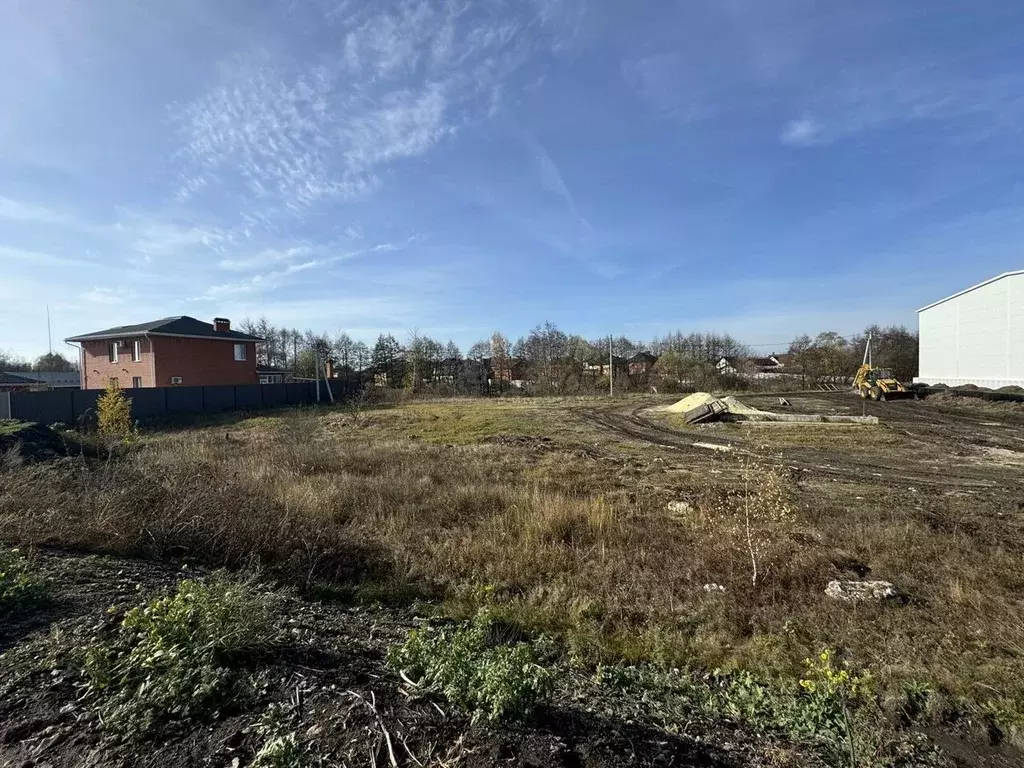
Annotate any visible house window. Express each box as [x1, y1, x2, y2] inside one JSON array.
[[132, 339, 141, 362], [132, 376, 143, 388], [234, 343, 247, 361], [109, 342, 118, 363]]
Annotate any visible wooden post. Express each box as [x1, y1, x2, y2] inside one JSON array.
[[315, 350, 321, 402], [608, 335, 614, 396]]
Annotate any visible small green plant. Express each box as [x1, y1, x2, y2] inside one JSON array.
[[388, 610, 553, 722], [0, 547, 48, 610], [81, 573, 281, 733], [252, 704, 308, 768], [253, 733, 306, 768], [96, 378, 136, 442], [593, 655, 934, 768]]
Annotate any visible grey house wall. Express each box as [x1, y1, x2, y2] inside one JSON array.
[[3, 380, 360, 426]]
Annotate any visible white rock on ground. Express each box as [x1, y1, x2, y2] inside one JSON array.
[[825, 579, 902, 602], [667, 500, 694, 515]]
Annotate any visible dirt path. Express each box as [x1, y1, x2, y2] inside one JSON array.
[[576, 395, 1022, 491]]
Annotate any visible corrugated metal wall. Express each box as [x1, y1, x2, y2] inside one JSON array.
[[3, 380, 361, 426], [916, 273, 1024, 388]]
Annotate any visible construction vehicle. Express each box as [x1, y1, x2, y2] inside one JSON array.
[[853, 333, 912, 401]]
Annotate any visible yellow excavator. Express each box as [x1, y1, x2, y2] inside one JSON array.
[[853, 333, 911, 401]]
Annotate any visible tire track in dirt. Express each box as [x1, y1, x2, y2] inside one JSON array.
[[577, 404, 1000, 490]]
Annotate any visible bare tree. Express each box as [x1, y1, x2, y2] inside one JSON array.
[[352, 341, 371, 372], [33, 352, 77, 372], [372, 333, 403, 388], [333, 332, 356, 373], [0, 350, 31, 371]]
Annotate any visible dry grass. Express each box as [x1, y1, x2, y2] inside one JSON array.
[[2, 398, 1023, 740]]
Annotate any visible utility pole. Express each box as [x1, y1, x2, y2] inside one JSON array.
[[608, 335, 614, 397], [315, 349, 321, 402], [46, 305, 54, 390], [322, 349, 335, 403]]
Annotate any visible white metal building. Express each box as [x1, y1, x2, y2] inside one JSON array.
[[914, 271, 1024, 388]]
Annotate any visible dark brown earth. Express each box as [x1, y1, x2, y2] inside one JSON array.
[[0, 551, 753, 768]]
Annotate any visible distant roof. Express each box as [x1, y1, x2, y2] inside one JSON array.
[[0, 372, 33, 386], [66, 316, 262, 343], [630, 351, 658, 362], [256, 365, 291, 373], [918, 270, 1024, 313], [0, 371, 80, 387]]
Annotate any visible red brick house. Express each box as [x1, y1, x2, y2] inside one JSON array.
[[66, 316, 263, 390]]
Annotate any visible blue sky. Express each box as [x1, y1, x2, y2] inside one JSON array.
[[2, 0, 1024, 359]]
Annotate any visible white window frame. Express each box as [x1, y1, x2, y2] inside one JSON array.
[[109, 342, 118, 363], [132, 339, 141, 362], [233, 343, 247, 362]]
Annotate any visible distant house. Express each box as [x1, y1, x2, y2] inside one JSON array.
[[257, 365, 291, 385], [583, 355, 629, 379], [751, 355, 786, 378], [66, 316, 263, 390], [0, 371, 80, 392], [629, 351, 658, 376], [716, 357, 741, 376], [484, 357, 528, 389], [717, 355, 787, 380]]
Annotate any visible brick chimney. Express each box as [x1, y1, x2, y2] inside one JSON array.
[[213, 317, 231, 333]]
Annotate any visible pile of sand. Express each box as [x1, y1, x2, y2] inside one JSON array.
[[662, 394, 878, 426], [663, 392, 719, 414]]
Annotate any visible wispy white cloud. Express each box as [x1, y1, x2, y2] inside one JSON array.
[[126, 220, 234, 259], [171, 0, 578, 222], [0, 197, 76, 227], [526, 132, 594, 238], [0, 244, 90, 267], [781, 67, 1024, 147], [198, 234, 419, 300], [780, 117, 821, 146], [217, 245, 314, 271], [621, 53, 714, 122], [82, 286, 129, 304]]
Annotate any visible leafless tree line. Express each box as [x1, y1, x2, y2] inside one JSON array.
[[236, 315, 918, 395], [0, 350, 78, 373]]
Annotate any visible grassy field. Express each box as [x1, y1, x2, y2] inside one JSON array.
[[2, 394, 1023, 765]]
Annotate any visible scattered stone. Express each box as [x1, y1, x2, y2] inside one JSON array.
[[825, 579, 901, 602], [693, 442, 732, 453], [666, 500, 693, 515]]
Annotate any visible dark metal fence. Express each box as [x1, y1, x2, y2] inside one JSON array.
[[0, 380, 361, 426]]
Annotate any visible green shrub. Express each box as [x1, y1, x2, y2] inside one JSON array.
[[0, 547, 47, 609], [252, 704, 308, 768], [388, 610, 553, 722], [82, 573, 281, 733], [253, 734, 306, 768], [96, 379, 136, 442], [594, 653, 942, 768]]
